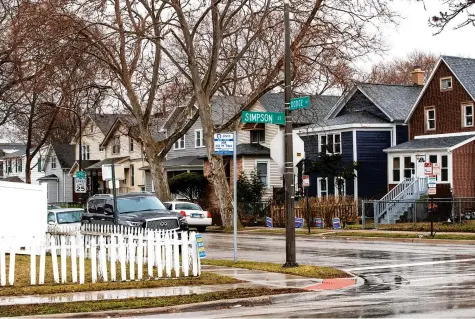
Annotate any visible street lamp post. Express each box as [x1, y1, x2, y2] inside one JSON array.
[[283, 0, 297, 267]]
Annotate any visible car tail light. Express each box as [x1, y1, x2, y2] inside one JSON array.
[[180, 211, 187, 217], [207, 211, 212, 218]]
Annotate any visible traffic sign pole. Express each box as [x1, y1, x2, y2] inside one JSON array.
[[233, 131, 238, 263], [111, 163, 118, 225], [283, 0, 297, 268]]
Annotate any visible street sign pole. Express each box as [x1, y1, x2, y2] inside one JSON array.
[[283, 0, 297, 268], [111, 162, 118, 225], [233, 131, 238, 263]]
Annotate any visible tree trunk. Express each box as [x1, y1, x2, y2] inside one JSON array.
[[149, 155, 171, 201], [25, 154, 32, 184]]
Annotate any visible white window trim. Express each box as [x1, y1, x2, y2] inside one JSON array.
[[334, 177, 346, 196], [440, 76, 453, 91], [129, 137, 134, 152], [255, 160, 270, 188], [195, 129, 204, 148], [81, 144, 90, 160], [318, 133, 341, 154], [462, 103, 474, 128], [388, 153, 452, 184], [174, 135, 186, 150], [317, 177, 328, 197], [425, 107, 436, 131], [51, 156, 57, 169]]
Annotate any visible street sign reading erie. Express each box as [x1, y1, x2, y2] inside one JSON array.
[[290, 96, 310, 111], [242, 111, 285, 125]]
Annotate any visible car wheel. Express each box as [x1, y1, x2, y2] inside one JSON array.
[[197, 226, 206, 233]]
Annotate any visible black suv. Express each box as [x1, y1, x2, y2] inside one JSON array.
[[82, 193, 188, 231]]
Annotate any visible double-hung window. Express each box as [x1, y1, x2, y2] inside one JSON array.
[[334, 177, 346, 196], [403, 156, 412, 178], [51, 156, 57, 169], [441, 155, 448, 182], [319, 134, 341, 154], [317, 177, 328, 197], [130, 164, 135, 186], [250, 130, 265, 144], [81, 145, 90, 160], [256, 161, 269, 187], [129, 137, 134, 152], [462, 103, 474, 127], [425, 107, 436, 131], [17, 159, 22, 172], [174, 136, 185, 150], [112, 136, 121, 154], [393, 157, 401, 182], [195, 129, 204, 148]]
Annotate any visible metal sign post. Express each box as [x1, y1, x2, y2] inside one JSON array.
[[303, 175, 310, 234], [111, 163, 118, 225], [214, 132, 237, 262]]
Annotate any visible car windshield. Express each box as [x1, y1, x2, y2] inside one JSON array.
[[175, 203, 202, 210], [117, 196, 166, 214], [56, 211, 82, 224]]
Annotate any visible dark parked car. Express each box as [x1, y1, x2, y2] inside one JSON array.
[[81, 193, 188, 232]]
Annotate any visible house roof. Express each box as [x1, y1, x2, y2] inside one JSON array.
[[140, 156, 204, 171], [1, 150, 23, 159], [0, 176, 24, 183], [37, 174, 59, 181], [88, 114, 125, 135], [384, 134, 475, 152], [442, 55, 475, 100], [85, 156, 129, 170], [299, 111, 389, 131], [258, 92, 339, 125], [51, 143, 75, 168], [69, 160, 99, 175]]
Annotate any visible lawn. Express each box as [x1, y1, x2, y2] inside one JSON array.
[[202, 259, 350, 278], [0, 255, 240, 296], [327, 231, 475, 240], [0, 287, 302, 317]]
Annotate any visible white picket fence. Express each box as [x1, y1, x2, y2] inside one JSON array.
[[0, 225, 201, 286]]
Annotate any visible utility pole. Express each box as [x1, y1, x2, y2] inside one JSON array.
[[283, 0, 297, 267]]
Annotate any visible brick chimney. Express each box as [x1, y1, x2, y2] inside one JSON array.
[[411, 65, 425, 86]]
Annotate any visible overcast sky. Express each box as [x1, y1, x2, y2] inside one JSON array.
[[363, 1, 475, 69]]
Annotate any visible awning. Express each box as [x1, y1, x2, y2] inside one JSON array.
[[85, 156, 129, 170], [37, 174, 59, 181], [384, 134, 475, 153]]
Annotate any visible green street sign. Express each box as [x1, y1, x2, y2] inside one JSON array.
[[242, 111, 285, 125], [76, 170, 86, 179], [290, 96, 310, 111]]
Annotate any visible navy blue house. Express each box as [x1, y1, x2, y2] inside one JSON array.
[[298, 83, 421, 200]]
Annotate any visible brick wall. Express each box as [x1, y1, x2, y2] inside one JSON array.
[[410, 62, 475, 139], [452, 141, 475, 197]]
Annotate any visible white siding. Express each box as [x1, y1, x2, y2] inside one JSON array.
[[43, 147, 74, 202], [237, 102, 279, 148], [76, 120, 106, 161], [241, 156, 281, 200]]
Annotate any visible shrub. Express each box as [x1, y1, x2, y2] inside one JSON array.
[[168, 172, 208, 202]]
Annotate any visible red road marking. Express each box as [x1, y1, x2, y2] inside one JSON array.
[[305, 278, 356, 291]]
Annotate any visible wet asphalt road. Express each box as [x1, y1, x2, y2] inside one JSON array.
[[148, 233, 475, 318]]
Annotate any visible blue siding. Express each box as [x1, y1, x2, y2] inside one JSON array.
[[341, 131, 354, 196], [356, 131, 391, 199], [396, 125, 409, 145], [301, 135, 319, 161]]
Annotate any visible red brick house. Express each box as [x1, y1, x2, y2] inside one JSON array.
[[384, 56, 475, 197]]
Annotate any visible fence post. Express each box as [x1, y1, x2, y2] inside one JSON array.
[[190, 231, 198, 277], [129, 235, 135, 280], [110, 234, 117, 282], [155, 231, 162, 278], [50, 237, 59, 284], [165, 231, 172, 278], [137, 232, 143, 280], [147, 232, 154, 278], [91, 238, 97, 283], [70, 236, 77, 283], [99, 236, 108, 282], [182, 231, 189, 277], [8, 239, 16, 286], [0, 239, 5, 286], [60, 236, 67, 283], [173, 230, 180, 278], [78, 235, 85, 284], [30, 237, 36, 285], [39, 239, 46, 285], [118, 234, 126, 281]]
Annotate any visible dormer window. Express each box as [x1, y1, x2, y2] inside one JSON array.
[[250, 129, 265, 144], [425, 107, 436, 131], [440, 77, 453, 91], [112, 136, 121, 154]]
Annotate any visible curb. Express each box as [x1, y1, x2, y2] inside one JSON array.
[[27, 276, 363, 318]]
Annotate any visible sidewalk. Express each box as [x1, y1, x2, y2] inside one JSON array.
[[1, 266, 358, 307]]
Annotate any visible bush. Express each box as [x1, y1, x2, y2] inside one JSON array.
[[168, 172, 208, 202], [237, 169, 266, 222]]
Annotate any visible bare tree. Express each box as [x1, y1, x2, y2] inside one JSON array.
[[417, 0, 475, 34], [367, 50, 438, 85], [163, 0, 397, 227]]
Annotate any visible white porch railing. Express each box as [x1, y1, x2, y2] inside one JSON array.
[[375, 177, 428, 226], [0, 226, 201, 287]]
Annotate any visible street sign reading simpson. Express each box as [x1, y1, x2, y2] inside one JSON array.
[[214, 133, 234, 155], [290, 96, 310, 111], [242, 111, 285, 125]]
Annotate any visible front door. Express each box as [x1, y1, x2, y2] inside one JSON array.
[[415, 154, 426, 178]]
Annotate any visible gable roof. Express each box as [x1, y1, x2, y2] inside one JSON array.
[[88, 114, 125, 135], [327, 83, 422, 122], [51, 143, 76, 168], [405, 56, 475, 123]]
